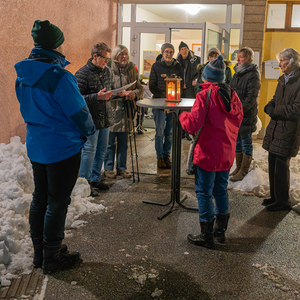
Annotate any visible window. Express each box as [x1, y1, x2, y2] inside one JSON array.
[[267, 4, 286, 29], [267, 2, 300, 31], [231, 4, 242, 24]]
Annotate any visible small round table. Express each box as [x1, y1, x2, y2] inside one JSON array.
[[136, 98, 198, 220]]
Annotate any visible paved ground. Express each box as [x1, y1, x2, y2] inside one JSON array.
[[2, 130, 300, 299]]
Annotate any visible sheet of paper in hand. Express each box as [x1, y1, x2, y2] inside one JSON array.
[[109, 80, 137, 96]]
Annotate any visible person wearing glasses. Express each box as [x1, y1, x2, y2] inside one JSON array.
[[75, 42, 115, 195], [149, 43, 184, 169], [104, 45, 143, 179]]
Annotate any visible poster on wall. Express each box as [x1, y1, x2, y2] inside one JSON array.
[[143, 51, 159, 79], [192, 44, 201, 57]]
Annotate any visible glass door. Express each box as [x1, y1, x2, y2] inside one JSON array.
[[202, 22, 229, 63]]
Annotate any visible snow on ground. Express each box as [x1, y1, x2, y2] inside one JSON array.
[[0, 136, 299, 286], [0, 137, 106, 286]]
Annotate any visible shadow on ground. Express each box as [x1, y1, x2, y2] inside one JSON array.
[[51, 259, 211, 300]]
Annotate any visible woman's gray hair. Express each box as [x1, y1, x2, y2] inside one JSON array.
[[111, 45, 129, 62], [238, 46, 254, 61], [278, 48, 300, 68]]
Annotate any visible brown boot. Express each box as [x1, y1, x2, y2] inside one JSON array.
[[230, 153, 252, 182], [229, 152, 243, 176], [157, 158, 167, 169], [163, 155, 172, 169]]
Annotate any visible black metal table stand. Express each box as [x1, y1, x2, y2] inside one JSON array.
[[143, 110, 198, 220]]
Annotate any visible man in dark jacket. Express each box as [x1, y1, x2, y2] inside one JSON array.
[[75, 42, 114, 193], [177, 41, 200, 140], [14, 20, 95, 274], [230, 46, 261, 181], [149, 43, 184, 169]]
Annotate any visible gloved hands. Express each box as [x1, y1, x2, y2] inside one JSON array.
[[264, 105, 275, 119]]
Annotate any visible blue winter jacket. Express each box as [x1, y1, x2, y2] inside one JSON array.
[[14, 47, 95, 164]]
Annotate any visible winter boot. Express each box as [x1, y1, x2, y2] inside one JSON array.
[[214, 213, 230, 243], [230, 153, 252, 182], [32, 237, 43, 268], [163, 155, 172, 169], [187, 220, 215, 249], [42, 241, 81, 274], [229, 153, 243, 176], [32, 238, 69, 268]]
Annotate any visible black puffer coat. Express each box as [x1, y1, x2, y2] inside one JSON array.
[[75, 59, 114, 129], [263, 67, 300, 158], [230, 63, 261, 137], [177, 50, 200, 98], [149, 54, 184, 98]]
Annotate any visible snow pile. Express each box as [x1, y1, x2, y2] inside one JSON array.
[[0, 137, 106, 286]]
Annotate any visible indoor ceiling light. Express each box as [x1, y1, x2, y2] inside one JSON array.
[[178, 4, 202, 15]]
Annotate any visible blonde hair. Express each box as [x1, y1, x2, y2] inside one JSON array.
[[111, 45, 129, 63], [278, 48, 300, 68], [238, 46, 254, 61]]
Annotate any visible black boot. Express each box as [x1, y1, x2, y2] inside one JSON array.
[[42, 240, 81, 274], [214, 213, 230, 243], [32, 237, 43, 268], [32, 238, 69, 269], [187, 220, 215, 249]]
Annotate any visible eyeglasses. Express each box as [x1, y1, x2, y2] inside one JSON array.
[[164, 50, 174, 55], [119, 52, 129, 57], [98, 54, 109, 62]]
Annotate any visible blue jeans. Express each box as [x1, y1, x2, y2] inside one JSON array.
[[29, 152, 81, 243], [104, 132, 128, 171], [195, 166, 230, 222], [152, 109, 172, 159], [80, 128, 110, 182], [236, 132, 253, 156]]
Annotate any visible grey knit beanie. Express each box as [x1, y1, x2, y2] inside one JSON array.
[[207, 47, 221, 60], [161, 43, 175, 53]]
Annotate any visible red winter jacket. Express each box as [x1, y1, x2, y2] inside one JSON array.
[[179, 82, 243, 172]]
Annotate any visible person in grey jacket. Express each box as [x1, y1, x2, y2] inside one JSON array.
[[75, 42, 115, 193], [262, 48, 300, 211], [104, 45, 143, 179], [229, 46, 261, 182]]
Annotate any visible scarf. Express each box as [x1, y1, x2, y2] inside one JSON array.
[[233, 61, 253, 74]]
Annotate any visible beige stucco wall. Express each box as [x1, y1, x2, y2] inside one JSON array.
[[0, 0, 118, 144]]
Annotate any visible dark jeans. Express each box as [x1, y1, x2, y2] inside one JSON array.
[[29, 152, 81, 243], [268, 152, 290, 204]]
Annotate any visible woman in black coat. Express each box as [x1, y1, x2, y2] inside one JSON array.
[[262, 48, 300, 211], [230, 47, 261, 181]]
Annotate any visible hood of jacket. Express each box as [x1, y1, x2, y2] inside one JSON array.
[[176, 50, 198, 64], [14, 47, 69, 87]]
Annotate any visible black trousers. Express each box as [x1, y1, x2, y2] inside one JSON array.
[[268, 152, 290, 204], [29, 152, 81, 243]]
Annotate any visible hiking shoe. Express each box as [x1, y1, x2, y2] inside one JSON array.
[[104, 170, 116, 179], [164, 155, 172, 169], [90, 181, 109, 190], [42, 251, 82, 274], [157, 158, 167, 169], [117, 170, 132, 178], [90, 188, 99, 197]]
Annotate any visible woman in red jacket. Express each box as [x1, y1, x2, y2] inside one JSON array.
[[179, 55, 243, 249]]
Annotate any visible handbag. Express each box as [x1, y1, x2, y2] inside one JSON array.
[[186, 88, 212, 175]]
